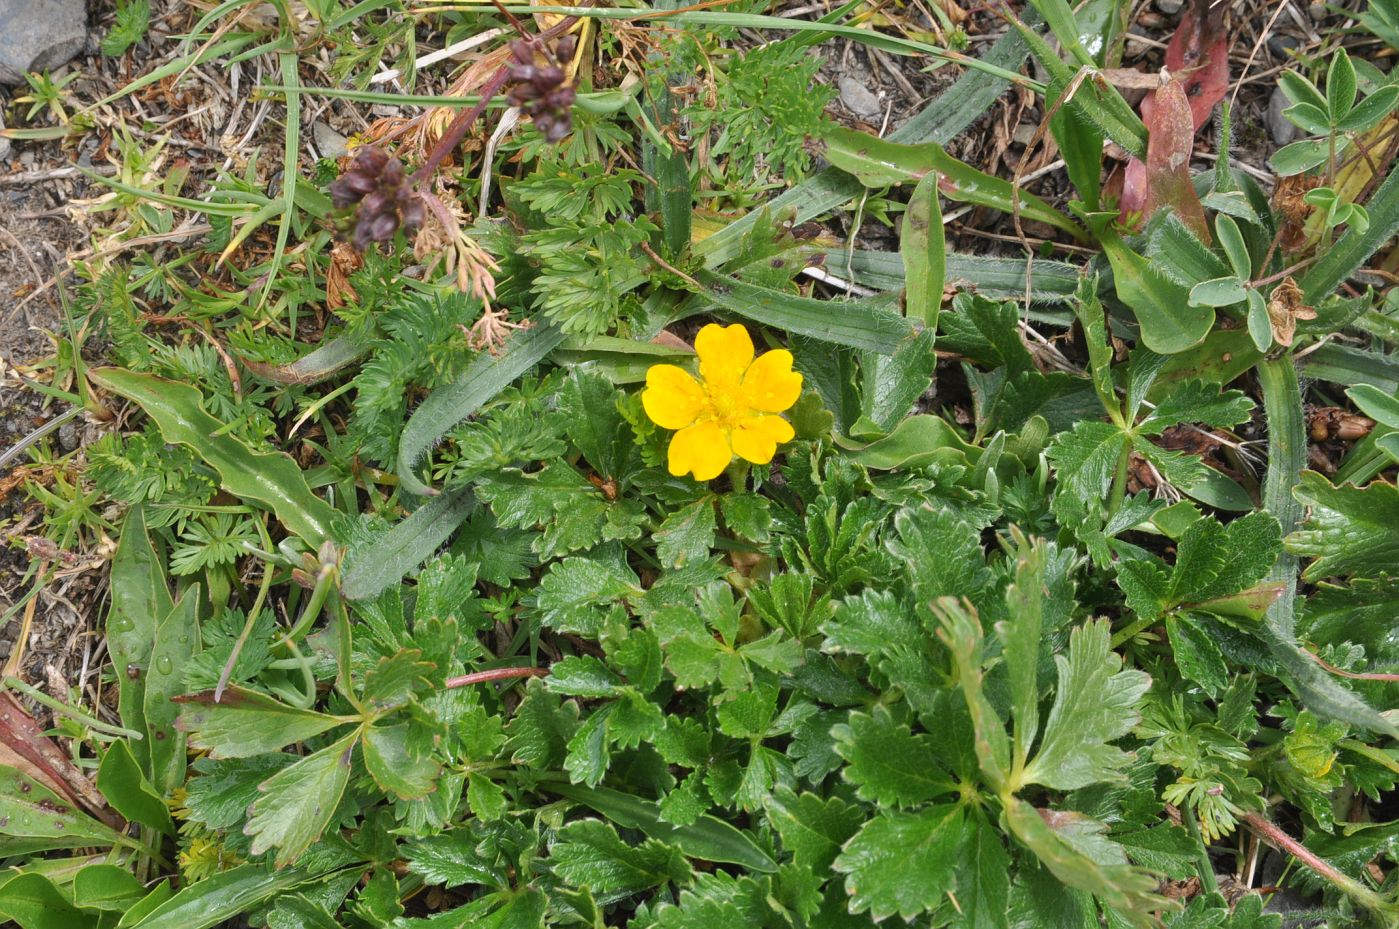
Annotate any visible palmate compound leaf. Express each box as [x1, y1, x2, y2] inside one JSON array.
[[831, 804, 968, 922], [1021, 619, 1150, 792]]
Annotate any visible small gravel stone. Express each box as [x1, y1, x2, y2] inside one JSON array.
[[0, 109, 9, 163], [58, 422, 78, 452], [1267, 85, 1299, 146], [1155, 0, 1183, 15], [312, 120, 350, 159], [0, 0, 89, 86], [1268, 34, 1301, 59], [838, 76, 882, 119]]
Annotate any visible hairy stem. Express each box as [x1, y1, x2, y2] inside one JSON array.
[[444, 666, 548, 689]]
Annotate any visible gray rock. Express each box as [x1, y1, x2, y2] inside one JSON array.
[[838, 76, 882, 119], [312, 120, 350, 159], [1267, 85, 1299, 146], [0, 109, 9, 163], [0, 0, 88, 86], [1156, 0, 1183, 15]]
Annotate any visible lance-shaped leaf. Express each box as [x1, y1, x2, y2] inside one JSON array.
[[90, 368, 337, 545], [103, 504, 172, 776], [900, 172, 945, 329], [821, 127, 1087, 240], [175, 686, 352, 759], [1139, 80, 1209, 240]]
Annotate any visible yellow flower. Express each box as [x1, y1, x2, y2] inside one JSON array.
[[642, 323, 803, 481]]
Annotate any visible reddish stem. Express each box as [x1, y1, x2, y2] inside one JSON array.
[[444, 666, 548, 689], [408, 11, 586, 188], [1242, 812, 1383, 908], [410, 65, 513, 187]]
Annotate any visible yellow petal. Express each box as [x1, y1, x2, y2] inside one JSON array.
[[642, 364, 707, 430], [694, 323, 753, 388], [740, 349, 803, 413], [730, 415, 795, 465], [668, 420, 733, 481]]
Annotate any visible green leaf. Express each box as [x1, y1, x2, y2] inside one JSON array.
[[1000, 538, 1047, 771], [1168, 512, 1282, 605], [1165, 615, 1229, 694], [547, 783, 778, 872], [1082, 213, 1213, 354], [1214, 215, 1252, 279], [696, 269, 914, 354], [1326, 49, 1358, 120], [840, 414, 979, 470], [396, 323, 567, 496], [1287, 471, 1399, 580], [122, 864, 336, 929], [406, 832, 509, 889], [1188, 277, 1246, 308], [901, 172, 945, 329], [654, 499, 717, 568], [0, 873, 96, 929], [1336, 84, 1399, 132], [1247, 290, 1273, 352], [1002, 799, 1163, 926], [1021, 620, 1150, 790], [362, 723, 440, 801], [1048, 421, 1126, 503], [89, 369, 337, 544], [105, 505, 172, 775], [1345, 384, 1399, 429], [832, 707, 955, 807], [550, 819, 691, 895], [245, 731, 358, 867], [821, 127, 1086, 240], [176, 686, 350, 758], [764, 787, 864, 873], [145, 587, 201, 794], [559, 369, 631, 480], [0, 764, 125, 856], [832, 805, 967, 921], [957, 810, 1011, 929], [73, 864, 148, 912], [96, 739, 174, 835], [341, 490, 476, 601]]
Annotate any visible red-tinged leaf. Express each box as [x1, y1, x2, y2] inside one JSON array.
[[1142, 80, 1210, 241], [1157, 0, 1230, 131], [1118, 0, 1229, 226], [0, 692, 119, 828]]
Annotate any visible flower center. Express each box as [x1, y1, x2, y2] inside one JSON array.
[[704, 383, 747, 429]]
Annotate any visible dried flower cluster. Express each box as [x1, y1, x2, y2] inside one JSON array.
[[505, 36, 578, 142], [329, 146, 426, 251]]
